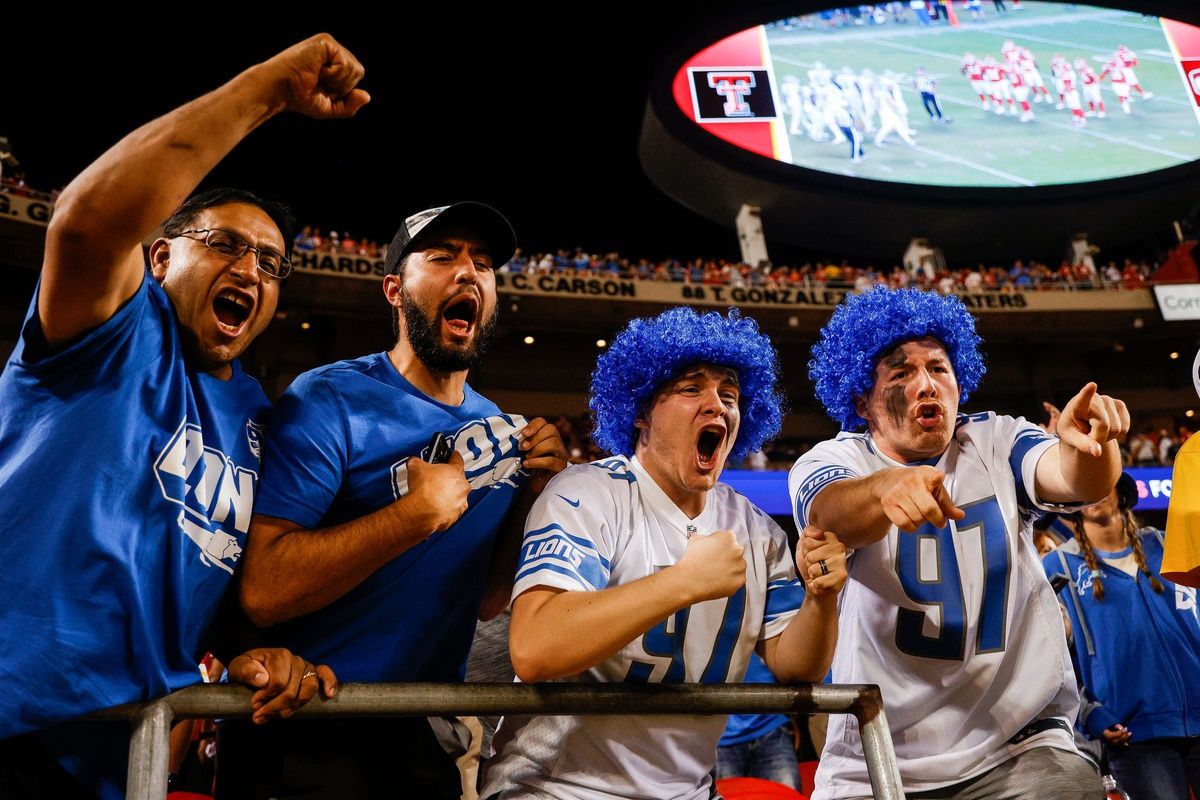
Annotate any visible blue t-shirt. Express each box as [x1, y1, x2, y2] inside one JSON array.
[[719, 652, 791, 747], [252, 353, 527, 682], [0, 275, 269, 790]]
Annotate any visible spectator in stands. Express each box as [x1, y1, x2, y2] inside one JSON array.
[[716, 653, 803, 791], [0, 34, 365, 798], [794, 286, 1125, 798], [1129, 427, 1158, 466], [1157, 427, 1177, 466], [229, 200, 568, 799], [483, 307, 847, 800], [1044, 473, 1200, 800]]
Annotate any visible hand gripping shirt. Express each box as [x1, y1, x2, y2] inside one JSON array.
[[0, 275, 269, 794], [251, 352, 528, 682], [482, 455, 804, 800], [789, 413, 1082, 799]]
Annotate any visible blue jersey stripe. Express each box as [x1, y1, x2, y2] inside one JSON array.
[[765, 580, 805, 619], [524, 523, 611, 570], [515, 559, 599, 591], [795, 465, 857, 527], [1010, 430, 1054, 510]]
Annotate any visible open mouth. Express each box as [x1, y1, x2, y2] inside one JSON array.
[[696, 425, 726, 470], [213, 289, 253, 333], [915, 402, 944, 430], [442, 294, 479, 338]]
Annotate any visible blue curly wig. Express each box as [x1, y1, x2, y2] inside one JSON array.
[[590, 307, 784, 461], [809, 286, 986, 431]]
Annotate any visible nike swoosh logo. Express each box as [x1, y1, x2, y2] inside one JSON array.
[[557, 494, 581, 508]]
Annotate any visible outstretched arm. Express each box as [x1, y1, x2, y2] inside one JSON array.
[[1035, 382, 1128, 504], [40, 33, 369, 344], [807, 465, 963, 549]]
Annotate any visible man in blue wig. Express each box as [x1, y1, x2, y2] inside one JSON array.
[[790, 286, 1128, 799], [482, 307, 849, 800]]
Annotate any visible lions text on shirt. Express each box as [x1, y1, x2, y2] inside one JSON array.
[[789, 413, 1083, 799], [482, 455, 804, 800]]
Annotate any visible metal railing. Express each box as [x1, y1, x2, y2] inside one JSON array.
[[94, 681, 904, 800]]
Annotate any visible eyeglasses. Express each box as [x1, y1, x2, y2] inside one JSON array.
[[172, 228, 293, 279]]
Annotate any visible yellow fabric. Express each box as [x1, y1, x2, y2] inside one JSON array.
[[1164, 434, 1200, 587]]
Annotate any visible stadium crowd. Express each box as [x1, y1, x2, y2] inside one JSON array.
[[291, 226, 1159, 292], [3, 34, 1198, 800]]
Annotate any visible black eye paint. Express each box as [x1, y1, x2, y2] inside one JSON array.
[[884, 384, 907, 428]]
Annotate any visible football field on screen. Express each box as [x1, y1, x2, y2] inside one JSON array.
[[764, 2, 1200, 186]]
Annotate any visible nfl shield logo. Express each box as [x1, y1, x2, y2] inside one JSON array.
[[246, 420, 264, 459]]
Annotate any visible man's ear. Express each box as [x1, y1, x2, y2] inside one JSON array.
[[854, 394, 871, 424], [148, 238, 171, 281], [382, 274, 402, 309]]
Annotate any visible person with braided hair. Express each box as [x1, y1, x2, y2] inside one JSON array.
[[1044, 472, 1200, 799]]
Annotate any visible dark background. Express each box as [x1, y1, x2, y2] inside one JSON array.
[[5, 1, 1200, 444], [6, 0, 1198, 270]]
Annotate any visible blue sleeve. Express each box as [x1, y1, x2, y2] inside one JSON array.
[[1008, 422, 1058, 512], [253, 375, 349, 528], [11, 273, 164, 381]]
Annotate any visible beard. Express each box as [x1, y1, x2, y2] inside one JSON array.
[[401, 286, 497, 373]]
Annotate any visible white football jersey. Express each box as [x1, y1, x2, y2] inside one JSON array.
[[482, 455, 803, 800], [789, 413, 1082, 799]]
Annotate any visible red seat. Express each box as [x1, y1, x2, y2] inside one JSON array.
[[715, 776, 808, 800], [799, 759, 819, 793]]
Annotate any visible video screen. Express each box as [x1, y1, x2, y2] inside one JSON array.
[[678, 2, 1200, 187]]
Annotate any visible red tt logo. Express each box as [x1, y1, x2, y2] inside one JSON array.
[[689, 68, 778, 122]]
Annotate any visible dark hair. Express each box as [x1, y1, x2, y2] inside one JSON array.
[[161, 186, 297, 259]]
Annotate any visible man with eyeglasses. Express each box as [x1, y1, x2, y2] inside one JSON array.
[[0, 34, 367, 799]]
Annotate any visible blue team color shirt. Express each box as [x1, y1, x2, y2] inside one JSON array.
[[253, 353, 527, 682], [719, 648, 792, 746], [0, 275, 270, 792]]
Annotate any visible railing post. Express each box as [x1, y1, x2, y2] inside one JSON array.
[[102, 682, 905, 800], [854, 685, 904, 800], [125, 698, 174, 800]]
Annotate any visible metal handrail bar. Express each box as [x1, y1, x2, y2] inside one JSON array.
[[91, 681, 903, 800]]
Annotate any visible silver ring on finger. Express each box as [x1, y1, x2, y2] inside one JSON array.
[[818, 559, 830, 577], [301, 670, 317, 681]]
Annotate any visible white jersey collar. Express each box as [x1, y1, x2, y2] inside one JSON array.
[[629, 455, 719, 538]]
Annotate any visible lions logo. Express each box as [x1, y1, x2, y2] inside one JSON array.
[[390, 414, 529, 500], [1076, 563, 1103, 595]]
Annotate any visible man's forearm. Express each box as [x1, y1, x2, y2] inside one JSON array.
[[240, 498, 435, 628], [509, 571, 699, 683], [808, 473, 896, 549], [762, 593, 839, 682], [1037, 441, 1122, 505]]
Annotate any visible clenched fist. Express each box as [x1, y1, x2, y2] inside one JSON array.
[[676, 530, 746, 603]]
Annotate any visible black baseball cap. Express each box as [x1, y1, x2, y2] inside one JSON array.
[[1116, 471, 1139, 511], [383, 201, 516, 275]]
